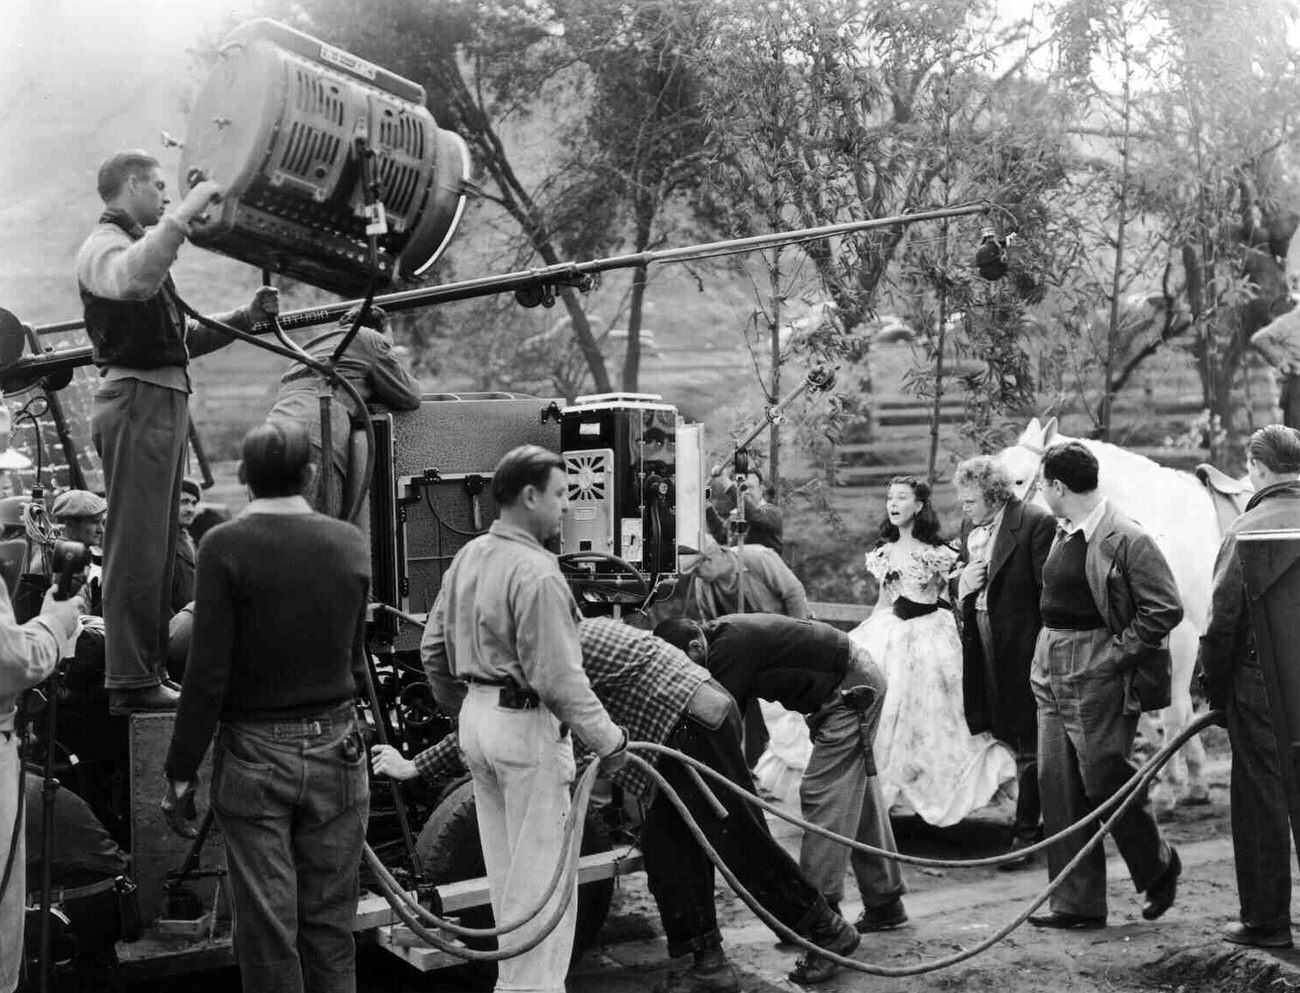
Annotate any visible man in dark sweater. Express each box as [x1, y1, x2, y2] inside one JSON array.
[[654, 614, 904, 985], [163, 421, 371, 993], [1028, 441, 1183, 930]]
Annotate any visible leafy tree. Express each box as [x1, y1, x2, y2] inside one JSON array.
[[1049, 0, 1300, 462]]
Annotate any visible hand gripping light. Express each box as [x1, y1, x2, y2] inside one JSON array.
[[179, 19, 470, 295]]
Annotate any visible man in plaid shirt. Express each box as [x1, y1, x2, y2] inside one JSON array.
[[373, 617, 860, 991]]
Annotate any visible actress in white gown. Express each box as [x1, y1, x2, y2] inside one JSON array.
[[848, 477, 1015, 827]]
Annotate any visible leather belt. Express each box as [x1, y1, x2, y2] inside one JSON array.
[[465, 677, 543, 712]]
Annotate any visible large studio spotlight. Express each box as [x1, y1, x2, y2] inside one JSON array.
[[179, 18, 470, 296]]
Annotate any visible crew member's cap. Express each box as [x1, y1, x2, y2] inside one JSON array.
[[51, 490, 107, 520], [180, 478, 201, 501]]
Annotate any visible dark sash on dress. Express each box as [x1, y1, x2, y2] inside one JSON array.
[[892, 596, 940, 621]]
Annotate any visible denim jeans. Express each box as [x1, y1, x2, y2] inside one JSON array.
[[641, 699, 831, 957], [799, 644, 904, 908], [1032, 628, 1171, 918], [458, 685, 578, 993], [1227, 656, 1294, 929], [213, 701, 369, 993]]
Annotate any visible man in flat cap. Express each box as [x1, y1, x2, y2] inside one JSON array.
[[171, 479, 200, 614], [52, 490, 107, 617], [51, 490, 107, 551]]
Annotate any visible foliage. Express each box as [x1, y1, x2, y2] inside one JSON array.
[[1047, 0, 1300, 463]]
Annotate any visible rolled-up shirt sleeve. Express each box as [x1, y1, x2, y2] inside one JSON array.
[[516, 574, 623, 757]]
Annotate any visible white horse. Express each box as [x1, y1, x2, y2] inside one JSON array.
[[1001, 416, 1239, 808]]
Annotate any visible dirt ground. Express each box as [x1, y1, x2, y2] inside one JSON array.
[[554, 744, 1300, 993]]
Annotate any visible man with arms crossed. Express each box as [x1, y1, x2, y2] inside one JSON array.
[[422, 445, 627, 993]]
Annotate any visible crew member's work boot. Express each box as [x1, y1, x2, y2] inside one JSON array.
[[789, 915, 861, 985], [1141, 847, 1181, 921], [855, 896, 908, 932], [1222, 921, 1293, 948], [109, 683, 181, 715], [653, 961, 740, 993]]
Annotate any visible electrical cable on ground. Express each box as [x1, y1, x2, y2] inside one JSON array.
[[363, 759, 598, 959], [365, 709, 1220, 972]]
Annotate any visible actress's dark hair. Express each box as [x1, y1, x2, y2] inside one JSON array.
[[875, 475, 946, 547]]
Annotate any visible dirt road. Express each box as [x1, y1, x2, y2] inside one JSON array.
[[552, 750, 1299, 993]]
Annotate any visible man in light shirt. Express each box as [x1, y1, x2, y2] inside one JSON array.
[[422, 445, 627, 993]]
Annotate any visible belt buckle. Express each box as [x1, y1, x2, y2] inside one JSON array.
[[308, 720, 322, 736]]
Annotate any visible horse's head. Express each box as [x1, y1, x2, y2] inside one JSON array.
[[999, 416, 1065, 503]]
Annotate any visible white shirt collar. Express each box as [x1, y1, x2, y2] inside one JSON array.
[[240, 495, 314, 517], [1063, 498, 1108, 541]]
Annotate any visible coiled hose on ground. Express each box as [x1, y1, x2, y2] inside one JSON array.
[[364, 709, 1221, 976]]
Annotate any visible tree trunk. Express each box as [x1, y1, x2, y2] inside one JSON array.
[[1101, 54, 1134, 441], [768, 247, 782, 495]]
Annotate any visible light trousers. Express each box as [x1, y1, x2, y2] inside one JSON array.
[[0, 733, 23, 993], [798, 644, 904, 908], [460, 686, 577, 993]]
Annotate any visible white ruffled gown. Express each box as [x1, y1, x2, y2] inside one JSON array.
[[846, 542, 1015, 827]]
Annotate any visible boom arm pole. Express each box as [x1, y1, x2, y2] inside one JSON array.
[[4, 202, 988, 390]]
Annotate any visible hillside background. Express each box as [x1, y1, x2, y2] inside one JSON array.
[[0, 0, 1284, 604]]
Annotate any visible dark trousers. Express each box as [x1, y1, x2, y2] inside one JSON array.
[[976, 609, 1041, 843], [213, 703, 369, 993], [1032, 627, 1171, 918], [1011, 734, 1041, 845], [90, 378, 187, 689], [1227, 656, 1294, 929], [641, 703, 831, 956]]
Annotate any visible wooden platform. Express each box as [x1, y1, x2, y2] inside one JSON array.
[[376, 847, 645, 972]]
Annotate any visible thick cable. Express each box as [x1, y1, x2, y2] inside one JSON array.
[[365, 711, 1214, 967], [631, 709, 1219, 869], [626, 712, 1202, 977], [362, 758, 598, 956], [363, 759, 598, 940]]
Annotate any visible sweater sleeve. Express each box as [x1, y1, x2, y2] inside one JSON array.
[[77, 216, 189, 300], [165, 535, 236, 782]]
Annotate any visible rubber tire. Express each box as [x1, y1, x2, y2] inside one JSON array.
[[416, 779, 614, 989]]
